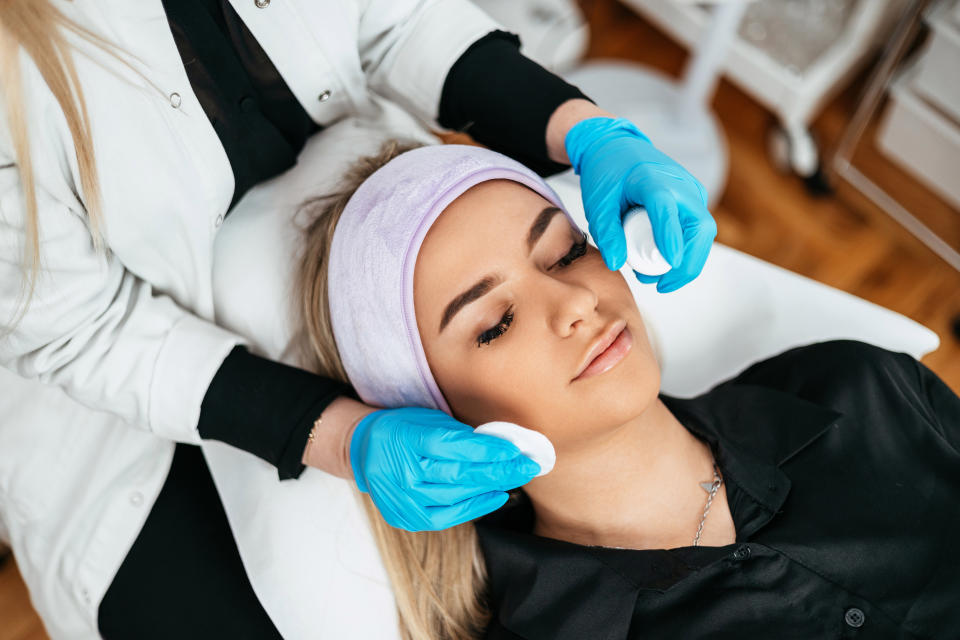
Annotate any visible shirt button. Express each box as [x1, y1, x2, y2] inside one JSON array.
[[317, 89, 332, 103], [255, 0, 270, 7], [215, 213, 224, 228], [731, 545, 751, 560], [169, 92, 182, 109], [844, 607, 865, 628], [129, 491, 143, 506]]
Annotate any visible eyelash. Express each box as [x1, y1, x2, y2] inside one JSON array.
[[475, 236, 588, 347], [554, 236, 588, 268]]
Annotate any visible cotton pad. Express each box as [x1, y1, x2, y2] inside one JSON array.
[[474, 421, 556, 477], [623, 206, 672, 276]]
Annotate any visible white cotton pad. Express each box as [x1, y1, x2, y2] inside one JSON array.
[[474, 421, 556, 477], [623, 206, 672, 276]]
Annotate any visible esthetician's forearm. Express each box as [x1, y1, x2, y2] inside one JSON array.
[[198, 345, 355, 480], [544, 99, 616, 165], [438, 30, 590, 176], [300, 395, 376, 480]]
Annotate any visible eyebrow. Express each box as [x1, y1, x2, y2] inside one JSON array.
[[438, 205, 563, 333], [526, 206, 563, 255]]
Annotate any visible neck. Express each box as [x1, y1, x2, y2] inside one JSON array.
[[525, 398, 718, 550]]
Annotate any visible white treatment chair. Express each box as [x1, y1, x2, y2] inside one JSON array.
[[205, 97, 938, 639]]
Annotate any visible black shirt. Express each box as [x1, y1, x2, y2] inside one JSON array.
[[161, 0, 320, 211], [159, 0, 589, 479], [476, 341, 960, 639]]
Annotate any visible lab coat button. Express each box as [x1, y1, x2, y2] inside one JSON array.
[[844, 607, 865, 628], [239, 96, 256, 113], [169, 92, 182, 109], [129, 491, 143, 506], [317, 89, 332, 103], [81, 587, 91, 604], [215, 214, 224, 228], [255, 0, 270, 7]]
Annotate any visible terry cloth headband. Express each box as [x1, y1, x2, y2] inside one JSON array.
[[327, 144, 577, 414]]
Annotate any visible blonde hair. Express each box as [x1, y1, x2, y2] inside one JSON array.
[[0, 0, 119, 331], [294, 140, 492, 640]]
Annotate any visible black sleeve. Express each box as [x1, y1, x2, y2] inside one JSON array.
[[438, 30, 593, 177], [198, 345, 356, 480]]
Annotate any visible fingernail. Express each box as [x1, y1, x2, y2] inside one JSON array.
[[486, 492, 510, 511], [668, 250, 683, 269], [602, 252, 615, 270], [521, 459, 541, 476], [494, 444, 521, 460]]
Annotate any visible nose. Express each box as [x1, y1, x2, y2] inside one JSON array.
[[546, 276, 599, 337]]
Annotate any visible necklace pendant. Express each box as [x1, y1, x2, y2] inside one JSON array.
[[699, 481, 715, 492]]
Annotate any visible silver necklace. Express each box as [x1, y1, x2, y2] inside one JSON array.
[[693, 462, 722, 546]]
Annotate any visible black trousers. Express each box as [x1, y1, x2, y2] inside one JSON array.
[[98, 443, 284, 639]]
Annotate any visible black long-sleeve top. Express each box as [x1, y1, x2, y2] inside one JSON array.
[[476, 341, 960, 639], [160, 0, 590, 479]]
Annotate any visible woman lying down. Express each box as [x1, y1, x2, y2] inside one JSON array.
[[293, 141, 960, 640]]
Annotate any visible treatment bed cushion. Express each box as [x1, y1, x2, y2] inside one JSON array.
[[204, 98, 939, 640]]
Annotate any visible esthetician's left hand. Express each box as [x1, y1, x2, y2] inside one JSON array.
[[349, 407, 540, 532], [565, 116, 717, 293]]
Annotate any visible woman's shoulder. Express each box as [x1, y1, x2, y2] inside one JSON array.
[[725, 339, 948, 432], [732, 340, 918, 393]]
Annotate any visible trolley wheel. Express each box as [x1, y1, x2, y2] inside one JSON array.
[[766, 122, 795, 174], [803, 163, 833, 197]]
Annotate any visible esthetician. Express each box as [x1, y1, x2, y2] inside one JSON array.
[[0, 0, 714, 636]]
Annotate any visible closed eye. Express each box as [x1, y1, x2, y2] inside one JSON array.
[[477, 307, 514, 347], [552, 235, 588, 269], [475, 235, 587, 347]]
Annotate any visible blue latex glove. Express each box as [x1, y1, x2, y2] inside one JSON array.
[[565, 117, 717, 293], [349, 407, 541, 531]]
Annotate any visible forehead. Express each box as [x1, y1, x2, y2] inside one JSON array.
[[423, 180, 553, 244], [413, 179, 574, 306]]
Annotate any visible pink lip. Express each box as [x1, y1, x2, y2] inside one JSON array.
[[572, 320, 631, 381]]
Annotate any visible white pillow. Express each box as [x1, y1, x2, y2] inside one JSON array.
[[205, 102, 939, 640]]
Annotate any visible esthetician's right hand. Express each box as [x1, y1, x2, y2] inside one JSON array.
[[349, 407, 540, 531]]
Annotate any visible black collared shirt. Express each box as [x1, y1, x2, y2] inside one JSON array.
[[476, 340, 960, 639]]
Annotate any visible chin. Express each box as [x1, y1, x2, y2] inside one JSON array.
[[578, 350, 659, 420]]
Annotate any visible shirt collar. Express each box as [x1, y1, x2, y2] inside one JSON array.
[[661, 384, 841, 532], [475, 383, 841, 640]]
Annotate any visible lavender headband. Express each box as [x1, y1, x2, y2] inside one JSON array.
[[327, 144, 576, 414]]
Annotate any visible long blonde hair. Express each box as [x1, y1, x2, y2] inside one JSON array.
[[295, 140, 492, 640], [0, 0, 116, 330]]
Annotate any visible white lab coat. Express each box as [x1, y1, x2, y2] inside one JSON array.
[[0, 1, 497, 637]]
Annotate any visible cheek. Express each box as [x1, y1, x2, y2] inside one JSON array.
[[431, 343, 557, 429], [428, 255, 659, 446]]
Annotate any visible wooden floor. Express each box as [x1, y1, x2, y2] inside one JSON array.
[[2, 2, 958, 639], [0, 555, 46, 640]]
